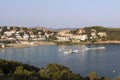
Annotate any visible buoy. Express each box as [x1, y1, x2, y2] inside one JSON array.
[[59, 49, 61, 51], [113, 70, 115, 73]]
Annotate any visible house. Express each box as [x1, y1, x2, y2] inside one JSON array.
[[30, 34, 36, 39], [91, 32, 96, 36], [38, 31, 41, 35], [71, 35, 82, 40], [57, 30, 71, 36], [98, 32, 107, 37], [76, 28, 85, 34], [39, 36, 46, 41], [91, 29, 96, 32], [23, 34, 29, 40], [14, 32, 22, 40], [4, 30, 16, 37], [16, 35, 22, 40], [91, 29, 97, 39], [80, 35, 88, 41], [7, 37, 16, 40], [56, 36, 70, 42], [1, 35, 8, 39], [44, 33, 49, 38], [71, 34, 88, 41], [56, 33, 73, 42], [28, 31, 35, 38]]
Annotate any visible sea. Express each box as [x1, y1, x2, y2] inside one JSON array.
[[0, 44, 120, 78]]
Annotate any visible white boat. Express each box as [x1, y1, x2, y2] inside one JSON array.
[[64, 49, 78, 55], [71, 50, 78, 53], [64, 49, 72, 55], [64, 51, 71, 55], [85, 47, 106, 51]]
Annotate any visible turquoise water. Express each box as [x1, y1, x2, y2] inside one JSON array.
[[0, 44, 120, 78]]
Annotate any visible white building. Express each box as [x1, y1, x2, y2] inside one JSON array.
[[98, 32, 107, 37], [23, 34, 29, 40], [80, 35, 88, 41], [4, 30, 16, 36], [71, 35, 88, 41], [56, 36, 70, 42], [16, 35, 22, 40]]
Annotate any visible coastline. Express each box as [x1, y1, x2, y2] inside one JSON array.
[[1, 41, 120, 50], [56, 41, 120, 45], [94, 41, 120, 44], [0, 41, 56, 50]]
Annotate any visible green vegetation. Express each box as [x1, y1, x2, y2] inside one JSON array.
[[1, 58, 120, 80], [39, 64, 83, 80], [106, 28, 120, 41], [84, 26, 120, 41], [0, 59, 40, 80], [84, 26, 107, 38], [0, 59, 84, 80], [0, 59, 119, 80]]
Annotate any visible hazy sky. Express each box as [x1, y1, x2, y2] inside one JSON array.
[[0, 0, 120, 28]]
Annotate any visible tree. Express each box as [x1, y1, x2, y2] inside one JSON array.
[[14, 66, 33, 76], [88, 71, 99, 80], [39, 64, 83, 80]]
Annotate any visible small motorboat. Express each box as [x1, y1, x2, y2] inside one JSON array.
[[64, 49, 78, 55], [71, 50, 78, 53], [64, 51, 71, 55], [64, 49, 72, 55]]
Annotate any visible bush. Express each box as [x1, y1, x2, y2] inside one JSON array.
[[39, 64, 83, 80]]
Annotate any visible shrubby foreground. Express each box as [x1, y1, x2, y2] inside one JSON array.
[[0, 59, 119, 80]]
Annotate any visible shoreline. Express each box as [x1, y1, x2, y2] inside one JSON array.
[[1, 41, 120, 49], [56, 41, 120, 45], [1, 41, 56, 49]]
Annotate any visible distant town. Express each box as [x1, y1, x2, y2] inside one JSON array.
[[0, 26, 120, 48]]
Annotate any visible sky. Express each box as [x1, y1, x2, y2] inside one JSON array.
[[0, 0, 120, 28]]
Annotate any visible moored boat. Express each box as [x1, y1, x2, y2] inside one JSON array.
[[64, 49, 78, 55], [85, 47, 106, 51]]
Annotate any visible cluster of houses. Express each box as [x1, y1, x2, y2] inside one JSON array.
[[0, 26, 108, 44], [90, 29, 107, 40], [56, 29, 88, 42], [56, 28, 107, 42], [0, 27, 49, 42]]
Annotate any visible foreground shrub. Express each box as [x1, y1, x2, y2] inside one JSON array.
[[39, 64, 83, 80]]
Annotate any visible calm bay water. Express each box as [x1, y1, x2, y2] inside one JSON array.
[[0, 44, 120, 78]]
